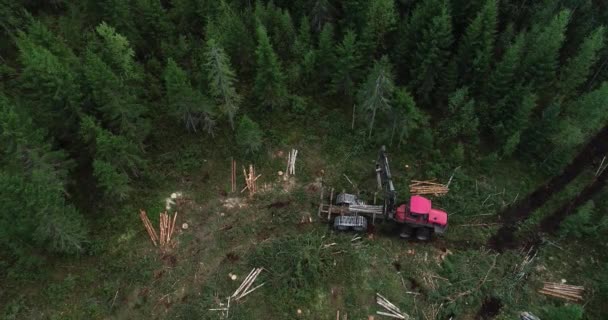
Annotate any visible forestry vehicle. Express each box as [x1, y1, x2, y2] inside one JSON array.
[[319, 146, 448, 240]]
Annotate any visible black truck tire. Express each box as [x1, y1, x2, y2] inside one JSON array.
[[399, 225, 413, 239], [415, 227, 432, 241]]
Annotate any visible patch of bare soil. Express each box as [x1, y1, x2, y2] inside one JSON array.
[[476, 297, 502, 319]]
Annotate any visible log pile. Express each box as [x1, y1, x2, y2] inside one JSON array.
[[159, 211, 178, 247], [139, 210, 158, 246], [539, 282, 584, 302], [409, 180, 449, 196], [241, 165, 261, 197], [376, 293, 410, 319], [285, 149, 298, 178], [139, 210, 178, 248]]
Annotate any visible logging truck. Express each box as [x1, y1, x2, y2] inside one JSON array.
[[319, 146, 448, 240]]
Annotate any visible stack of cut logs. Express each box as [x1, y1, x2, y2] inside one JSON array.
[[409, 180, 449, 196], [159, 211, 178, 247], [285, 149, 298, 178], [376, 293, 409, 319], [242, 165, 261, 197], [539, 282, 584, 302], [139, 210, 178, 248]]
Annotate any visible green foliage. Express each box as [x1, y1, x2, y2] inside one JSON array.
[[236, 115, 263, 154], [522, 9, 571, 93], [205, 38, 241, 129], [80, 116, 145, 200], [254, 24, 288, 109], [391, 87, 428, 148], [0, 96, 87, 255], [485, 34, 525, 103], [361, 0, 397, 55], [163, 58, 215, 133], [331, 29, 362, 99], [408, 0, 454, 103], [542, 304, 584, 320], [316, 23, 336, 89], [456, 0, 497, 90], [560, 200, 608, 238], [558, 26, 605, 99], [439, 87, 479, 145], [357, 56, 395, 138]]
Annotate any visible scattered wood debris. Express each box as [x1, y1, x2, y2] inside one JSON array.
[[539, 282, 584, 302], [242, 165, 261, 197], [231, 158, 237, 193], [376, 293, 410, 319], [409, 180, 449, 196], [520, 311, 540, 320], [232, 267, 264, 301], [285, 149, 298, 179], [210, 267, 265, 318]]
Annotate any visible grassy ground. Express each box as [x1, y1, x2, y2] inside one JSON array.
[[2, 115, 608, 319]]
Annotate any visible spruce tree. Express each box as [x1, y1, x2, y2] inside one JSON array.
[[80, 116, 145, 200], [317, 23, 336, 89], [0, 95, 87, 255], [330, 29, 362, 99], [16, 27, 81, 142], [311, 0, 334, 32], [522, 9, 571, 93], [205, 39, 241, 129], [485, 33, 525, 103], [439, 87, 479, 144], [357, 56, 395, 138], [391, 87, 428, 148], [456, 0, 497, 89], [558, 26, 605, 99], [163, 58, 215, 133], [361, 0, 397, 56], [409, 1, 454, 104], [254, 24, 288, 109]]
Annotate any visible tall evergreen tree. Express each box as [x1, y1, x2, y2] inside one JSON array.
[[254, 24, 288, 109], [522, 9, 571, 93], [311, 0, 334, 32], [558, 26, 605, 99], [391, 87, 428, 148], [205, 39, 241, 129], [15, 25, 81, 142], [330, 29, 362, 99], [163, 58, 215, 133], [485, 33, 525, 103], [317, 23, 336, 90], [438, 87, 479, 144], [456, 0, 497, 89], [357, 56, 395, 138], [0, 95, 87, 255], [361, 0, 397, 56], [409, 1, 454, 104]]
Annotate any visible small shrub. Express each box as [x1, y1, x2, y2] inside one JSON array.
[[236, 115, 263, 154]]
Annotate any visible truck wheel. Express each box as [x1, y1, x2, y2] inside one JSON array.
[[399, 225, 413, 239], [415, 227, 431, 241]]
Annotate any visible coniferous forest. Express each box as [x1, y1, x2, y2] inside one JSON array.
[[2, 0, 608, 319]]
